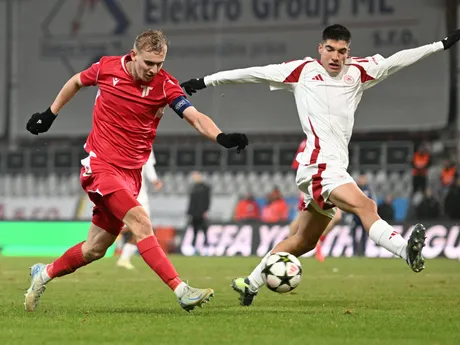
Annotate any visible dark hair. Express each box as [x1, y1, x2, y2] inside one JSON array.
[[322, 24, 351, 43]]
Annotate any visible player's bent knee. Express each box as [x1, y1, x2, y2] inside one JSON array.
[[291, 233, 316, 255], [129, 215, 153, 241], [362, 198, 377, 214], [354, 198, 377, 218]]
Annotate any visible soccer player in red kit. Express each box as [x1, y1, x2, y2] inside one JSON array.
[[290, 139, 342, 262], [24, 30, 248, 312]]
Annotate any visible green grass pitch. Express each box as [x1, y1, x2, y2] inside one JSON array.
[[1, 256, 459, 345]]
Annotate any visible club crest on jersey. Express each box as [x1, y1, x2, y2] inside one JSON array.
[[141, 85, 153, 97], [344, 75, 355, 85]]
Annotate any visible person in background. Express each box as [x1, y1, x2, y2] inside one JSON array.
[[412, 144, 430, 195], [261, 187, 289, 223], [378, 194, 395, 223], [416, 188, 441, 220], [440, 159, 457, 198], [444, 175, 460, 220], [187, 171, 211, 254], [234, 192, 260, 222]]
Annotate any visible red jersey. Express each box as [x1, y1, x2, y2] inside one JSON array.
[[80, 55, 185, 169], [291, 139, 307, 170]]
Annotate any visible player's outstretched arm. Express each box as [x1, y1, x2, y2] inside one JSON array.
[[182, 106, 248, 154], [26, 73, 85, 135], [369, 29, 460, 80], [181, 60, 306, 96], [180, 66, 271, 96]]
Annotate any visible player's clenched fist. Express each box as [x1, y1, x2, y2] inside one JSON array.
[[180, 78, 206, 96], [26, 108, 57, 135], [442, 29, 460, 50], [217, 133, 249, 154]]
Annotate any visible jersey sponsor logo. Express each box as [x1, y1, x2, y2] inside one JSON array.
[[112, 77, 119, 86], [141, 85, 153, 97], [344, 75, 355, 85]]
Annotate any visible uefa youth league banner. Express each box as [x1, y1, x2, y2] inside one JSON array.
[[11, 0, 448, 137], [179, 222, 460, 259]]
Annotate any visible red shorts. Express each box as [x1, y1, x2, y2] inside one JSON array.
[[80, 154, 142, 236]]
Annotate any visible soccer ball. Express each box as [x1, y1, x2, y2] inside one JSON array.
[[261, 252, 302, 293]]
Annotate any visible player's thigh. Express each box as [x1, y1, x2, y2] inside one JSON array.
[[90, 192, 128, 237], [288, 212, 301, 237], [322, 208, 341, 235], [328, 182, 376, 215], [331, 208, 342, 225], [137, 189, 151, 218], [102, 189, 142, 221], [295, 205, 332, 245]]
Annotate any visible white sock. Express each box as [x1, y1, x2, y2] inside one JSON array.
[[369, 219, 407, 260], [40, 265, 52, 284], [248, 251, 272, 292], [174, 281, 187, 298], [119, 243, 138, 261]]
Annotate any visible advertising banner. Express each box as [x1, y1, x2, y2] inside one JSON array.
[[179, 222, 460, 259], [0, 197, 78, 220], [0, 221, 117, 257]]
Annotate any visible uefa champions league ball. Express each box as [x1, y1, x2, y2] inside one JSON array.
[[261, 252, 302, 293]]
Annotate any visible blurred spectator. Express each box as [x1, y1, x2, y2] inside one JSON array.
[[234, 192, 260, 221], [416, 188, 441, 220], [350, 174, 376, 256], [261, 187, 289, 223], [412, 143, 430, 194], [440, 158, 457, 196], [186, 171, 211, 252], [444, 175, 460, 220], [378, 194, 395, 222]]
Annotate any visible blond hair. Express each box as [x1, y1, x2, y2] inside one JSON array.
[[134, 30, 168, 53]]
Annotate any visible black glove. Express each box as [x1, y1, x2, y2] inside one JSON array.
[[26, 108, 57, 135], [217, 133, 249, 154], [442, 29, 460, 50], [180, 78, 206, 96]]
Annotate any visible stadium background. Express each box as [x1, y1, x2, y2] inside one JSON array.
[[0, 0, 459, 260]]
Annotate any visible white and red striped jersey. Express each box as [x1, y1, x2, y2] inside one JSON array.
[[204, 42, 444, 169], [292, 139, 307, 170]]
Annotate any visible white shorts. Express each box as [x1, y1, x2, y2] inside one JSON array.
[[137, 185, 151, 219], [296, 163, 355, 219]]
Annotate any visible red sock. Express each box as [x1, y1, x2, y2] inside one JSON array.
[[319, 235, 326, 243], [137, 236, 182, 290], [47, 242, 88, 279]]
